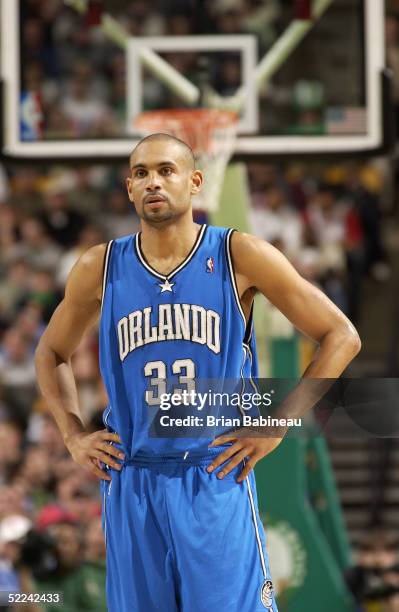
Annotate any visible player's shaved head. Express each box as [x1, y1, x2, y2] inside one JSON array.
[[129, 133, 195, 169], [126, 131, 203, 225]]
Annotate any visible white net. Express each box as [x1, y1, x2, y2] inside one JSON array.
[[134, 109, 238, 212]]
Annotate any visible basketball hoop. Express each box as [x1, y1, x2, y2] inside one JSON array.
[[134, 109, 238, 212]]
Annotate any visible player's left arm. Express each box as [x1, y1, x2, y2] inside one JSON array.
[[208, 231, 361, 482]]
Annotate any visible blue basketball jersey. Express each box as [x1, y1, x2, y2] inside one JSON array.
[[99, 225, 258, 458]]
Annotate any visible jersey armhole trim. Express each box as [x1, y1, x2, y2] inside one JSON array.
[[101, 240, 114, 310], [243, 303, 254, 346], [225, 229, 247, 330]]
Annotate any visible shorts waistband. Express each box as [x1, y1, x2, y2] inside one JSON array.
[[124, 448, 225, 467]]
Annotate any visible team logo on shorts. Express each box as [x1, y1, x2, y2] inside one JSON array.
[[260, 580, 274, 609], [206, 257, 215, 273]]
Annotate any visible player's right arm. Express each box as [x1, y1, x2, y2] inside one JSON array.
[[34, 244, 123, 481]]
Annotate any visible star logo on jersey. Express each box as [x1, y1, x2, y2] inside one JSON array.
[[159, 279, 175, 293], [206, 257, 215, 273]]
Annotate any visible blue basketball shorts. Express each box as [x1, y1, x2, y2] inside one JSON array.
[[101, 452, 278, 612]]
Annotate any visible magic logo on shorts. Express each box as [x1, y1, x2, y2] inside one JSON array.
[[117, 303, 221, 361], [261, 580, 274, 610]]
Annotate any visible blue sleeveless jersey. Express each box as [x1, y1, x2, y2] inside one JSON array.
[[99, 225, 258, 458]]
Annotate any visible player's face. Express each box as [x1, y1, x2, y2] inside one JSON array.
[[126, 141, 202, 225]]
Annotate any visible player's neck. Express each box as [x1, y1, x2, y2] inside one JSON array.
[[140, 217, 200, 260]]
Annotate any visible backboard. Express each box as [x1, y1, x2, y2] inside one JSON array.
[[0, 0, 386, 160]]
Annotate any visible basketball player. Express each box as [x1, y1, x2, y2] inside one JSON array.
[[35, 134, 361, 611]]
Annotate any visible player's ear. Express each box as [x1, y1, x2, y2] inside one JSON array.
[[190, 170, 203, 195], [126, 177, 134, 202]]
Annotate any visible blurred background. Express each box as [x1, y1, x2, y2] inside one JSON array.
[[0, 0, 399, 610]]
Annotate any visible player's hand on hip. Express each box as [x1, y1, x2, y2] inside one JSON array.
[[65, 429, 124, 481], [207, 431, 283, 483]]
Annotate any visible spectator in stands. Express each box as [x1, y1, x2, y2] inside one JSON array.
[[345, 163, 390, 282], [285, 164, 310, 212], [168, 14, 192, 36], [0, 488, 29, 537], [107, 52, 127, 134], [212, 2, 246, 35], [9, 168, 42, 215], [0, 422, 23, 485], [217, 56, 241, 96], [0, 260, 31, 323], [0, 515, 32, 602], [71, 332, 104, 422], [241, 0, 280, 53], [13, 304, 45, 350], [26, 268, 61, 324], [29, 509, 106, 611], [22, 18, 58, 79], [22, 60, 59, 113], [101, 187, 140, 240], [23, 60, 44, 94], [109, 76, 127, 135], [56, 20, 109, 79], [0, 204, 22, 269], [62, 76, 115, 138], [306, 183, 364, 321], [68, 61, 109, 105], [40, 184, 88, 248], [44, 104, 73, 139], [248, 163, 279, 193], [80, 516, 107, 609], [57, 475, 100, 527], [0, 329, 37, 423], [35, 412, 67, 461], [68, 167, 103, 220], [85, 516, 105, 562], [346, 529, 399, 611], [34, 518, 100, 611], [57, 224, 105, 288], [125, 0, 166, 37], [18, 445, 54, 512], [250, 185, 304, 260], [12, 217, 62, 273], [306, 183, 347, 256]]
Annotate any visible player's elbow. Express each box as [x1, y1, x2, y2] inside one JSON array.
[[34, 336, 48, 369], [340, 324, 362, 358], [34, 334, 56, 370], [349, 331, 361, 357], [322, 320, 361, 360]]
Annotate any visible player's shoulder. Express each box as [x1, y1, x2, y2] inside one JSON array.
[[65, 243, 108, 302], [207, 225, 266, 259], [77, 242, 108, 273], [229, 230, 280, 273], [208, 226, 259, 246], [229, 230, 265, 254]]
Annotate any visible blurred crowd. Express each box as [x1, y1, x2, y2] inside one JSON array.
[[346, 530, 399, 612], [20, 0, 298, 140], [0, 156, 390, 608], [248, 160, 390, 324], [20, 0, 383, 142], [17, 0, 398, 148]]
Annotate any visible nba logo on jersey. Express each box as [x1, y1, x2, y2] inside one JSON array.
[[206, 256, 215, 273]]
